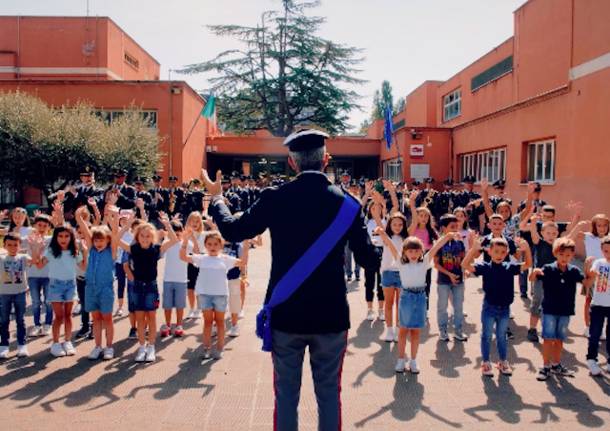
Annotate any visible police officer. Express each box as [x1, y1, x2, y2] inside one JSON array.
[[133, 177, 153, 219], [491, 179, 512, 211], [108, 169, 136, 210], [167, 175, 185, 217], [202, 128, 380, 431], [185, 178, 205, 215]]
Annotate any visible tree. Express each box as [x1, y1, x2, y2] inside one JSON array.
[[371, 80, 394, 120], [0, 91, 160, 200], [178, 0, 365, 137], [394, 96, 406, 113]]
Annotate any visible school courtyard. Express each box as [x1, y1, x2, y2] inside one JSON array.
[[0, 235, 608, 431]]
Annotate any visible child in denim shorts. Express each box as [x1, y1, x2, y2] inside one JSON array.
[[531, 238, 588, 381]]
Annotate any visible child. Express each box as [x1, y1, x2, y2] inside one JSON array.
[[114, 213, 134, 317], [0, 207, 32, 238], [35, 224, 85, 357], [185, 211, 206, 320], [374, 210, 409, 342], [525, 217, 560, 343], [180, 231, 243, 359], [377, 231, 458, 373], [569, 214, 609, 337], [585, 235, 610, 376], [364, 200, 386, 321], [530, 238, 586, 380], [160, 221, 189, 338], [462, 236, 532, 377], [26, 214, 53, 337], [75, 205, 120, 360], [224, 237, 249, 337], [433, 214, 467, 342], [122, 218, 143, 339], [120, 213, 178, 362], [453, 207, 473, 252], [0, 234, 42, 358], [407, 190, 439, 310]]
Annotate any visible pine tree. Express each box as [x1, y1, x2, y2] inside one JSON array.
[[178, 0, 365, 136]]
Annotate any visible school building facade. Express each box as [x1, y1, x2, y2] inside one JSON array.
[[0, 15, 209, 203]]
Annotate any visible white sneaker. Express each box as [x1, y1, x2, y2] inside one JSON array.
[[50, 342, 66, 357], [238, 309, 245, 319], [588, 359, 602, 376], [43, 324, 52, 335], [28, 325, 43, 338], [202, 348, 211, 360], [135, 346, 147, 362], [409, 359, 420, 374], [584, 326, 590, 337], [378, 310, 386, 321], [366, 309, 375, 321], [394, 358, 406, 373], [88, 346, 103, 360], [17, 345, 29, 357], [227, 325, 240, 337], [72, 303, 81, 315], [103, 347, 114, 360], [0, 346, 9, 359], [63, 341, 76, 356], [145, 345, 156, 362], [115, 307, 124, 317], [383, 327, 394, 342]]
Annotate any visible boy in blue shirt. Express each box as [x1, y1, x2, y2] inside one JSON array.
[[463, 236, 531, 377], [531, 237, 590, 381]]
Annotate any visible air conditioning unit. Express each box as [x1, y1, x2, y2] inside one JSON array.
[[171, 87, 182, 94]]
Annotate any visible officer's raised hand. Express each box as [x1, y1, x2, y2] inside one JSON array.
[[201, 169, 222, 196]]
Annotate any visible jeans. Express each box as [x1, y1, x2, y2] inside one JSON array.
[[519, 269, 529, 296], [272, 330, 347, 431], [28, 277, 52, 326], [0, 293, 27, 346], [343, 244, 361, 279], [586, 305, 610, 361], [481, 301, 510, 362], [115, 262, 127, 300], [76, 277, 90, 328], [437, 283, 465, 332]]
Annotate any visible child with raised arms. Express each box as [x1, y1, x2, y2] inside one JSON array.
[[376, 227, 458, 374]]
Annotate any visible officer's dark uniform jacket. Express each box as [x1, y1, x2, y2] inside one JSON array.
[[210, 171, 380, 334]]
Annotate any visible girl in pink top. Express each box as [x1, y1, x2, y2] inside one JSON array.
[[407, 190, 439, 310]]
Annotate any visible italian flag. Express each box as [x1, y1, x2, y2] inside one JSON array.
[[201, 95, 220, 138]]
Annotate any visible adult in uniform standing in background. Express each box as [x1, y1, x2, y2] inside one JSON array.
[[202, 129, 381, 431], [133, 177, 153, 220], [149, 174, 168, 227], [167, 175, 185, 218], [108, 169, 136, 210], [184, 178, 205, 216]]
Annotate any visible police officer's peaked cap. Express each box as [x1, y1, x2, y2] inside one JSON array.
[[411, 179, 421, 186], [152, 174, 162, 181], [424, 177, 434, 184], [443, 178, 454, 186], [134, 176, 146, 184], [114, 169, 127, 177], [493, 179, 506, 189], [80, 166, 94, 176], [168, 175, 178, 181], [462, 175, 475, 184], [283, 129, 329, 152]]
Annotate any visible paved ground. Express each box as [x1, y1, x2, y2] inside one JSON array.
[[1, 234, 609, 430]]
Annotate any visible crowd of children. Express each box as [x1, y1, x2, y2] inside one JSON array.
[[0, 186, 250, 363], [1, 172, 609, 383], [349, 176, 610, 380]]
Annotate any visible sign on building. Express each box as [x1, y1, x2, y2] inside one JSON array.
[[410, 144, 424, 158]]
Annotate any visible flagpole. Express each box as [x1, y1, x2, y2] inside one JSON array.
[[182, 113, 202, 147]]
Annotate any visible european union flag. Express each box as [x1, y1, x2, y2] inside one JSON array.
[[384, 106, 393, 150]]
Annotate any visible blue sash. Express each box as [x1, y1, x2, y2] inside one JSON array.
[[256, 195, 360, 352]]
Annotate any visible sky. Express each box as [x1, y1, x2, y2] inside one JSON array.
[[1, 0, 528, 130]]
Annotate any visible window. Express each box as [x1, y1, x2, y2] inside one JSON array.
[[471, 56, 513, 92], [94, 109, 158, 128], [383, 158, 403, 182], [527, 140, 555, 182], [460, 148, 506, 182], [0, 181, 16, 205], [443, 88, 461, 122]]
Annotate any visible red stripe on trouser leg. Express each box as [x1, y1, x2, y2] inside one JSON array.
[[272, 353, 278, 431], [337, 331, 348, 431]]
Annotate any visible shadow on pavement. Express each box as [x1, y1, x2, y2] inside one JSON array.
[[354, 374, 463, 428]]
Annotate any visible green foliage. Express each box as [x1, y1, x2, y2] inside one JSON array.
[[0, 91, 160, 196], [178, 0, 365, 136], [372, 80, 394, 120], [394, 96, 406, 113]]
